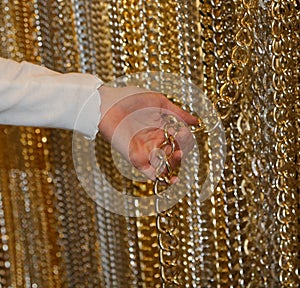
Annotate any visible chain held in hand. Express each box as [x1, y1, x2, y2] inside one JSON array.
[[153, 113, 204, 287]]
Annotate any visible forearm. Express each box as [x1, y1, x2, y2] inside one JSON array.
[[0, 57, 102, 139]]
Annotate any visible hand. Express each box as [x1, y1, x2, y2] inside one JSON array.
[[98, 85, 198, 181]]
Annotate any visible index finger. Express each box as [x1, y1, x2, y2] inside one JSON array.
[[164, 96, 199, 126]]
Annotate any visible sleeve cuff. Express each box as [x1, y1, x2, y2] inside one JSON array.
[[73, 77, 103, 140]]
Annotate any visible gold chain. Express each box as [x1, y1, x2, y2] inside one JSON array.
[[240, 1, 271, 285], [0, 1, 299, 287], [90, 0, 114, 82], [214, 0, 257, 120], [270, 1, 299, 286], [214, 0, 258, 286], [153, 117, 182, 286], [153, 113, 204, 287], [176, 0, 202, 86]]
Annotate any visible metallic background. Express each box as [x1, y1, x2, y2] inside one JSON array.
[[0, 0, 299, 287]]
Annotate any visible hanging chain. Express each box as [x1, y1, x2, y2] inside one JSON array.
[[214, 0, 257, 120], [90, 0, 114, 82], [198, 2, 223, 286], [211, 1, 237, 286], [240, 1, 271, 285], [270, 1, 299, 286], [228, 0, 258, 286], [153, 118, 181, 286], [153, 113, 204, 287]]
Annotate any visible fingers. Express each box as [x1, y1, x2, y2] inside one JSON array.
[[164, 96, 199, 126], [129, 144, 184, 183], [173, 126, 195, 157], [128, 114, 195, 183], [137, 147, 185, 183], [121, 91, 196, 182], [138, 164, 157, 181]]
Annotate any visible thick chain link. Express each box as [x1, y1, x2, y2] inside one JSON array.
[[214, 0, 257, 120], [153, 113, 204, 287]]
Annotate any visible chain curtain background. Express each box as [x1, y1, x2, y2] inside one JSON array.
[[0, 0, 299, 287]]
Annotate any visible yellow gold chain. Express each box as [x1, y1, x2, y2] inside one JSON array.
[[153, 112, 205, 287], [214, 0, 257, 120], [270, 1, 299, 286]]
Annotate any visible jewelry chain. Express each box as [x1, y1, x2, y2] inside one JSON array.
[[214, 0, 257, 120], [153, 114, 204, 287], [271, 1, 299, 286]]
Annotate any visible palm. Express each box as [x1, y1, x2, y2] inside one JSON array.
[[98, 86, 198, 180]]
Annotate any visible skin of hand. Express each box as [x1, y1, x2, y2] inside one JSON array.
[[98, 85, 199, 181]]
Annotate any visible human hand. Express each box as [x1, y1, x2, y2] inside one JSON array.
[[98, 85, 198, 182]]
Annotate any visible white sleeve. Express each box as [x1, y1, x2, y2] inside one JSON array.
[[0, 57, 103, 139]]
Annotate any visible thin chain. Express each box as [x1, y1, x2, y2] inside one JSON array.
[[108, 0, 125, 78], [72, 0, 96, 74], [241, 1, 277, 286], [197, 2, 221, 287], [0, 169, 12, 287], [142, 0, 161, 71], [270, 1, 299, 286], [157, 0, 180, 73], [176, 0, 202, 86], [90, 0, 114, 82], [199, 0, 218, 104], [119, 0, 145, 74], [33, 0, 55, 69]]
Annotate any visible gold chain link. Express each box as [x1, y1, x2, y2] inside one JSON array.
[[214, 0, 257, 120], [153, 113, 204, 287]]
